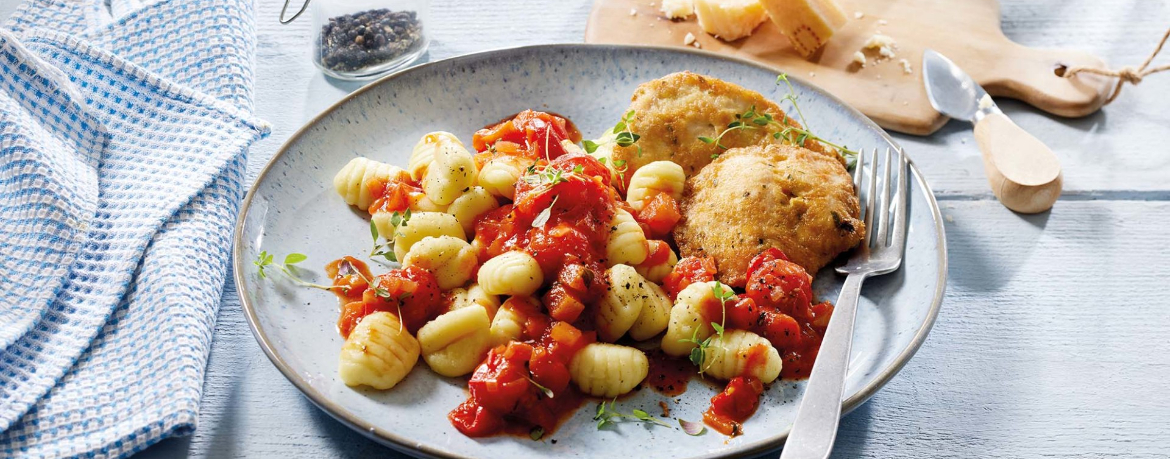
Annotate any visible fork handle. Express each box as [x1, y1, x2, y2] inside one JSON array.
[[779, 273, 866, 459]]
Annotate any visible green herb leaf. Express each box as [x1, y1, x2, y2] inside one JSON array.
[[711, 321, 724, 336], [530, 426, 544, 441], [369, 220, 379, 242], [573, 165, 584, 174], [698, 136, 715, 144], [528, 377, 556, 399], [583, 140, 599, 153], [284, 253, 308, 265]]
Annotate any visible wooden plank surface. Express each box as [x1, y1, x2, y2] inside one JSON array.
[[585, 0, 1113, 135], [2, 0, 1169, 458]]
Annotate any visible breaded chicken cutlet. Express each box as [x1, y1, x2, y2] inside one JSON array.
[[611, 71, 841, 180], [673, 144, 864, 286]]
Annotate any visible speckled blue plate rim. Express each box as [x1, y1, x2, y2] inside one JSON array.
[[232, 43, 949, 459]]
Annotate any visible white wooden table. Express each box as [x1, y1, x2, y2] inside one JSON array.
[[63, 0, 1170, 457]]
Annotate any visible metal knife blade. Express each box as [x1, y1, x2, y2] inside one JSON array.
[[922, 49, 992, 123]]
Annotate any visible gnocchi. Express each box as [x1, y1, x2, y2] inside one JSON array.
[[626, 160, 685, 211], [445, 283, 501, 319], [489, 296, 535, 346], [477, 251, 544, 296], [338, 312, 420, 390], [596, 264, 670, 342], [422, 141, 478, 206], [605, 208, 648, 267], [635, 243, 679, 283], [477, 156, 526, 199], [416, 305, 494, 377], [403, 236, 478, 290], [333, 157, 410, 210], [408, 131, 462, 181], [375, 211, 464, 262], [446, 186, 499, 235], [701, 329, 783, 384], [568, 343, 649, 398], [661, 281, 728, 357]]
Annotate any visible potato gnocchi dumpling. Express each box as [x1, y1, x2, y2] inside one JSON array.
[[333, 157, 410, 210], [605, 208, 648, 267], [423, 142, 478, 206], [635, 243, 678, 283], [701, 329, 783, 384], [403, 236, 478, 290], [447, 186, 499, 235], [626, 160, 685, 211], [409, 131, 463, 181], [477, 156, 527, 200], [338, 312, 420, 390], [488, 297, 531, 346], [378, 211, 464, 262], [596, 264, 671, 342], [445, 283, 500, 318], [417, 305, 494, 377], [661, 280, 728, 357], [569, 343, 649, 398], [477, 251, 543, 296]]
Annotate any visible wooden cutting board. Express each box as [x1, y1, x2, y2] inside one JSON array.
[[585, 0, 1114, 135]]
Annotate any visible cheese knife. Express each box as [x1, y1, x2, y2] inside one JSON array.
[[922, 49, 1062, 213]]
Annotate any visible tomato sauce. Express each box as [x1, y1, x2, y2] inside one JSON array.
[[333, 264, 444, 338], [449, 320, 595, 438], [741, 248, 829, 380], [703, 376, 765, 437], [646, 350, 694, 397]]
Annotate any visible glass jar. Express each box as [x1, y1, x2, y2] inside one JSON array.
[[310, 0, 430, 80]]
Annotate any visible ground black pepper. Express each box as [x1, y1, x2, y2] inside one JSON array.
[[317, 9, 422, 72]]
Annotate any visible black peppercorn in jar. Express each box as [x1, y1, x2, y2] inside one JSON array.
[[311, 1, 429, 80]]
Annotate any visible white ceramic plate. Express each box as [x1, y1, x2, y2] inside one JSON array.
[[234, 44, 947, 459]]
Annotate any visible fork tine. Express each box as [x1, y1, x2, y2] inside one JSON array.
[[863, 148, 878, 247], [853, 148, 864, 192], [891, 147, 909, 250], [876, 147, 893, 246]]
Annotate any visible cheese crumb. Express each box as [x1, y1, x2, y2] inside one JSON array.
[[863, 34, 896, 59], [851, 51, 867, 66], [809, 71, 817, 77], [630, 8, 638, 16], [693, 41, 701, 48], [683, 32, 697, 46], [878, 19, 888, 25], [854, 11, 864, 19], [660, 0, 694, 19], [978, 93, 994, 110], [898, 58, 912, 74]]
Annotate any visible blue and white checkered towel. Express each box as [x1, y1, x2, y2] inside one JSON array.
[[0, 0, 269, 456]]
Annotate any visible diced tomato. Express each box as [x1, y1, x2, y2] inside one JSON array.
[[337, 300, 379, 339], [472, 110, 581, 160], [745, 253, 813, 318], [635, 193, 682, 239], [726, 297, 761, 331], [325, 256, 371, 304], [663, 256, 718, 299], [808, 301, 834, 330], [643, 240, 671, 266], [703, 376, 765, 437], [368, 180, 418, 214], [746, 248, 790, 278], [758, 311, 803, 350], [449, 398, 506, 437], [362, 266, 443, 334], [468, 343, 535, 414]]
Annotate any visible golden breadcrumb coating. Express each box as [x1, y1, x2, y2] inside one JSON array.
[[674, 144, 864, 286], [611, 71, 840, 182]]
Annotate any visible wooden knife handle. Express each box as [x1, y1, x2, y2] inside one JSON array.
[[973, 112, 1063, 214]]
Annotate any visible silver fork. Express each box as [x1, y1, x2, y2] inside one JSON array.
[[779, 147, 909, 459]]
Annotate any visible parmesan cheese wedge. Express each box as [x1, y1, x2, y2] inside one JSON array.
[[758, 0, 848, 57], [693, 0, 767, 41]]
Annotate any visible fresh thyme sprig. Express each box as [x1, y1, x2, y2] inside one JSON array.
[[679, 283, 736, 375], [699, 74, 859, 169], [584, 110, 642, 156], [369, 210, 410, 262], [594, 399, 672, 429], [254, 250, 343, 292]]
